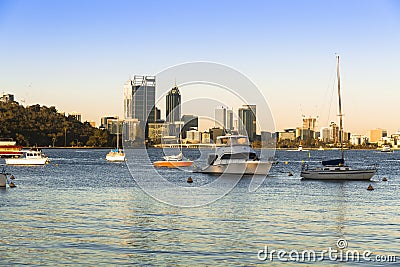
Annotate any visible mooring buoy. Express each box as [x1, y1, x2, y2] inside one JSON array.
[[367, 184, 374, 191], [187, 177, 193, 183], [10, 175, 15, 180], [9, 182, 16, 188], [288, 172, 293, 176], [285, 161, 288, 165], [382, 177, 388, 181]]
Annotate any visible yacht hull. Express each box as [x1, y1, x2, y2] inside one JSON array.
[[301, 169, 376, 180], [198, 161, 272, 175], [5, 158, 48, 166]]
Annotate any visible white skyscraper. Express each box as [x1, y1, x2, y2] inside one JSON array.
[[124, 75, 156, 141]]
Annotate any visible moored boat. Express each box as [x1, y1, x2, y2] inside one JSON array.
[[153, 158, 193, 168], [153, 151, 194, 168], [195, 135, 272, 175], [105, 118, 126, 162], [5, 150, 49, 166], [300, 56, 376, 180], [380, 145, 392, 153], [106, 149, 126, 162], [301, 162, 376, 180], [0, 139, 23, 158]]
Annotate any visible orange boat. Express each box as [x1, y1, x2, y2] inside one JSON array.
[[153, 160, 193, 168], [0, 139, 23, 158]]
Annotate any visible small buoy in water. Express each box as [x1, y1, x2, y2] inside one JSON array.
[[285, 161, 288, 165], [382, 177, 388, 181], [55, 164, 58, 166], [187, 177, 193, 183], [10, 175, 15, 180], [9, 182, 16, 188], [367, 184, 374, 191], [288, 172, 293, 176]]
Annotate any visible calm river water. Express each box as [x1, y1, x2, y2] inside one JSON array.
[[0, 149, 399, 266]]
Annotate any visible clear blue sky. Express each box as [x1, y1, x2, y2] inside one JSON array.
[[1, 0, 399, 134]]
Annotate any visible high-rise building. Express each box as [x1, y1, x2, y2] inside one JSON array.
[[166, 86, 181, 123], [209, 127, 226, 143], [124, 75, 156, 140], [69, 112, 82, 122], [320, 127, 330, 143], [301, 116, 317, 140], [329, 122, 339, 144], [0, 93, 14, 103], [367, 128, 388, 143], [238, 105, 256, 142], [155, 107, 161, 121], [101, 116, 118, 129], [302, 117, 317, 132], [181, 114, 198, 139], [214, 107, 226, 129], [226, 109, 234, 131]]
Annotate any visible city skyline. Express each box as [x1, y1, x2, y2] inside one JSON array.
[[1, 1, 400, 134]]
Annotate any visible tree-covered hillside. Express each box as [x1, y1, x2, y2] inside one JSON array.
[[0, 101, 112, 147]]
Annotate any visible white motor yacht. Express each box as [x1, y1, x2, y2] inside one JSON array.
[[195, 135, 272, 175], [5, 150, 49, 166]]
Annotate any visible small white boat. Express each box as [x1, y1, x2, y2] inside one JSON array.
[[163, 152, 183, 161], [5, 150, 49, 166], [381, 145, 392, 153], [195, 135, 272, 175], [288, 145, 309, 152], [153, 120, 192, 168], [106, 149, 126, 162], [106, 118, 126, 162]]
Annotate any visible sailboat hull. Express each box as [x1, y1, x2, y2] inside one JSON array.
[[106, 152, 125, 162], [301, 169, 376, 180]]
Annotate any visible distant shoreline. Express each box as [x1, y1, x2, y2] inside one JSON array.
[[31, 146, 399, 151], [32, 147, 114, 149]]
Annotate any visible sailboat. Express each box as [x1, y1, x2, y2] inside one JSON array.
[[153, 125, 193, 168], [301, 56, 376, 180], [106, 119, 126, 162]]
